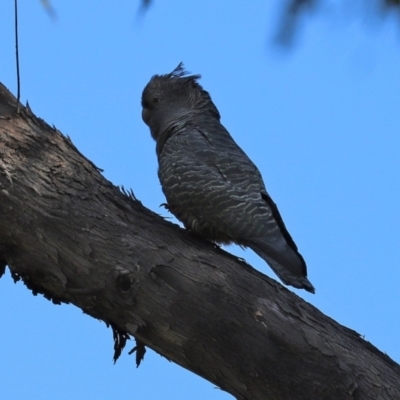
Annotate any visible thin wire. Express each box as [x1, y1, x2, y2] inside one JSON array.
[[15, 0, 21, 113]]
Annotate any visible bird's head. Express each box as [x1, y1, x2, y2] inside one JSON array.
[[141, 63, 220, 140]]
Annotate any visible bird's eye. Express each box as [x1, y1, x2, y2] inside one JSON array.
[[152, 97, 159, 103]]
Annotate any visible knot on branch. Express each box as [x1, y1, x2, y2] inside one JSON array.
[[115, 271, 136, 292]]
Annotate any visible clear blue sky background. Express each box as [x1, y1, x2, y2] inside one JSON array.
[[1, 1, 399, 399]]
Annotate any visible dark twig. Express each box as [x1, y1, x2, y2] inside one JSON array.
[[111, 324, 130, 363], [128, 338, 146, 367], [14, 0, 21, 113]]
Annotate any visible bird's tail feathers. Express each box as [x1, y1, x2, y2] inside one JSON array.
[[246, 239, 315, 294]]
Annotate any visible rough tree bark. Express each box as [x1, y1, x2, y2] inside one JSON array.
[[0, 82, 399, 400]]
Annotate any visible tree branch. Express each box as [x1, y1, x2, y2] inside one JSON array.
[[0, 82, 399, 400]]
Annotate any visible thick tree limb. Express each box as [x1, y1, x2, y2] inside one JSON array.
[[0, 82, 399, 400]]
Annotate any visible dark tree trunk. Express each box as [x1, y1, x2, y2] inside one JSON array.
[[0, 82, 399, 400]]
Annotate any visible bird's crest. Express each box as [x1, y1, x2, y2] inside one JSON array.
[[167, 62, 192, 79], [149, 62, 202, 90]]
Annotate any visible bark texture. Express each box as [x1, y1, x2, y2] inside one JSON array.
[[0, 82, 399, 400]]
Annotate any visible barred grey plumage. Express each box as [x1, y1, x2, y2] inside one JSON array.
[[141, 63, 315, 293]]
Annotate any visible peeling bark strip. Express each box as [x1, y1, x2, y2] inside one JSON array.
[[0, 82, 399, 400]]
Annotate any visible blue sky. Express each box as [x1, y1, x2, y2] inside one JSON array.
[[1, 1, 399, 399]]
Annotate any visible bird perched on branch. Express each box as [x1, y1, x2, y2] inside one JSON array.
[[141, 63, 315, 293]]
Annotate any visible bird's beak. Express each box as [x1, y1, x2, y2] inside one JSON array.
[[142, 108, 150, 125]]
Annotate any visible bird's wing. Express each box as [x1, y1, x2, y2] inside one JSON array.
[[158, 123, 277, 239], [193, 120, 267, 193], [195, 122, 304, 256]]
